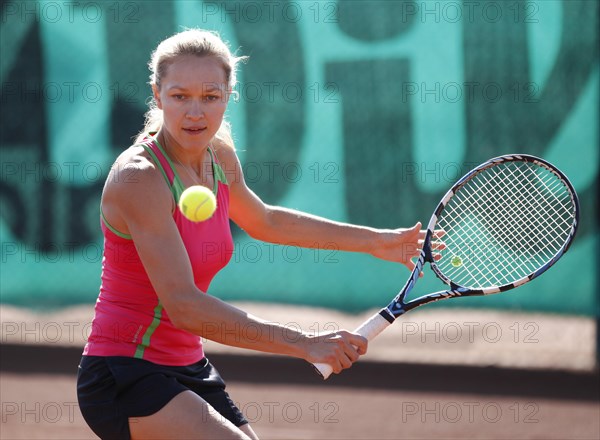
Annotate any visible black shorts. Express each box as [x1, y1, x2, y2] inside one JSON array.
[[77, 355, 248, 440]]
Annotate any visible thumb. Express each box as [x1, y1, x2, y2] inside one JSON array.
[[409, 221, 422, 235]]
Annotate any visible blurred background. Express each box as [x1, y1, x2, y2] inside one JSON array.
[[1, 1, 598, 439]]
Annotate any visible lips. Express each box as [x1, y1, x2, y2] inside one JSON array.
[[183, 127, 207, 135]]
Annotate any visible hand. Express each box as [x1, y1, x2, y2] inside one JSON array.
[[369, 222, 446, 275], [302, 331, 368, 375]]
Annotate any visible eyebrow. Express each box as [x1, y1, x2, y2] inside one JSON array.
[[203, 83, 225, 91], [167, 84, 225, 92]]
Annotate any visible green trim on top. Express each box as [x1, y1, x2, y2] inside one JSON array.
[[207, 147, 229, 187], [151, 137, 188, 201], [171, 174, 186, 201], [134, 302, 164, 359], [150, 136, 180, 181], [101, 209, 132, 240], [141, 143, 179, 201], [150, 135, 223, 200]]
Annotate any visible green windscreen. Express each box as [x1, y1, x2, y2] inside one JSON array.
[[1, 1, 597, 315]]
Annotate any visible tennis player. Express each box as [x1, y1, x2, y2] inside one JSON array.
[[77, 29, 426, 440]]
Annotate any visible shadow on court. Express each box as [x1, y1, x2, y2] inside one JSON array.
[[1, 343, 599, 440]]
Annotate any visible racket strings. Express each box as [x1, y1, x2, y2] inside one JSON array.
[[458, 163, 572, 281], [438, 210, 506, 286], [436, 161, 575, 289], [499, 163, 574, 231], [460, 164, 571, 276], [458, 171, 560, 282], [493, 166, 572, 257], [441, 192, 533, 287], [469, 168, 568, 261], [441, 197, 548, 287], [441, 176, 544, 285], [498, 163, 573, 244]]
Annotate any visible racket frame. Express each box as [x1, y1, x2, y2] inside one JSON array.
[[389, 154, 579, 318], [314, 154, 579, 379]]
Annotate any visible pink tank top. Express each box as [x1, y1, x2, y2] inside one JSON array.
[[83, 137, 234, 365]]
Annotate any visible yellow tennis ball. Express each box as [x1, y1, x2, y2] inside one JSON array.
[[451, 256, 463, 268], [178, 185, 217, 222]]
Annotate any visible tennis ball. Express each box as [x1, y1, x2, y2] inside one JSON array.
[[178, 185, 217, 222], [451, 256, 463, 268]]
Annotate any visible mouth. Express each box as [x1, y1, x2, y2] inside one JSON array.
[[183, 127, 207, 135]]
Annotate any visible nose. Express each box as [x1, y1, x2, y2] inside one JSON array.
[[186, 99, 204, 120]]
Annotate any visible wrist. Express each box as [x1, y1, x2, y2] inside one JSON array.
[[364, 228, 387, 255], [293, 331, 314, 361], [288, 330, 314, 361], [271, 323, 311, 360], [341, 225, 380, 254]]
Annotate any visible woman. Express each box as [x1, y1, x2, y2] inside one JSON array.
[[77, 29, 427, 440]]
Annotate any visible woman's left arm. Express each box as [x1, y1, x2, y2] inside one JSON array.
[[218, 146, 425, 271]]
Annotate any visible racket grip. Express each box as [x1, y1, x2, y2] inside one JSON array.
[[313, 310, 393, 380]]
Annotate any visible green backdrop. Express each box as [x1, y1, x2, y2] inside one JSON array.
[[1, 0, 598, 315]]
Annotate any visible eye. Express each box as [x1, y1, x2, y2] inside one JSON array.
[[172, 94, 186, 100], [204, 95, 220, 102]]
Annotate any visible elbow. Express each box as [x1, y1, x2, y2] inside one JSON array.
[[163, 290, 223, 339], [245, 227, 266, 242], [167, 306, 193, 332], [243, 208, 277, 242], [167, 299, 223, 342], [161, 292, 201, 333]]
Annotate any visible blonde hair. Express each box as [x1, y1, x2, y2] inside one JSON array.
[[135, 29, 246, 147]]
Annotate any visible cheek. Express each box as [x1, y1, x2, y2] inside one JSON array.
[[208, 102, 228, 120], [160, 99, 184, 120]]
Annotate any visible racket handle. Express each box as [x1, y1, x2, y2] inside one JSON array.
[[313, 310, 393, 380]]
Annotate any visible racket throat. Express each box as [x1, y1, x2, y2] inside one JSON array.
[[380, 307, 399, 322]]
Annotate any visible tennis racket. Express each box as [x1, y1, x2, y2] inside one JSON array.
[[314, 154, 579, 379]]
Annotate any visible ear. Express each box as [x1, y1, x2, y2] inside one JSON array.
[[152, 84, 163, 109]]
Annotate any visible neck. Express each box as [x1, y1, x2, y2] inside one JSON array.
[[155, 128, 208, 168]]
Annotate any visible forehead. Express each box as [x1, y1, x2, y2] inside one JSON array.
[[162, 55, 227, 87]]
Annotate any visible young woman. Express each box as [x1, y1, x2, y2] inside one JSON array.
[[77, 29, 427, 440]]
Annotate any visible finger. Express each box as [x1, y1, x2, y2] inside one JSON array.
[[347, 334, 368, 356], [331, 359, 343, 374], [341, 341, 363, 367], [412, 222, 422, 236], [418, 228, 446, 240], [336, 352, 353, 369], [430, 241, 447, 251], [342, 347, 360, 364], [332, 340, 358, 369], [347, 333, 368, 354]]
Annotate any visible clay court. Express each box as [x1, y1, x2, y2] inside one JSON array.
[[2, 304, 598, 439], [1, 372, 599, 439]]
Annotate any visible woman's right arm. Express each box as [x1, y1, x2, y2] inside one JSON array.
[[102, 150, 367, 374]]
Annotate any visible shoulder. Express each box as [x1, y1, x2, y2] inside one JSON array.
[[211, 138, 243, 186], [107, 145, 163, 189], [103, 144, 174, 213], [211, 137, 237, 164]]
